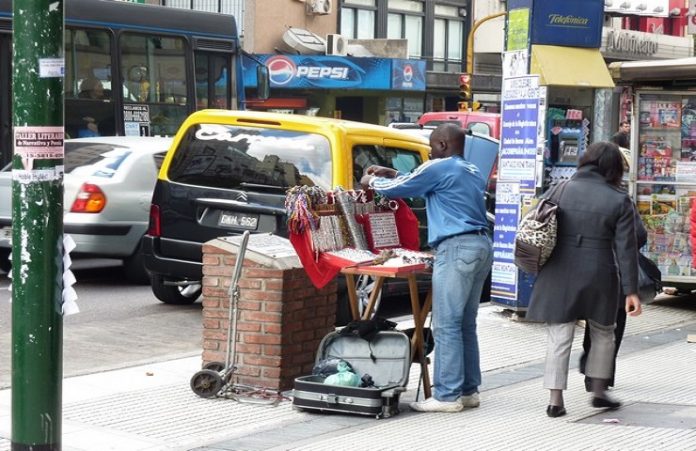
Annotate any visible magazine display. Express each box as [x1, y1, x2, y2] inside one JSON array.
[[637, 95, 696, 278]]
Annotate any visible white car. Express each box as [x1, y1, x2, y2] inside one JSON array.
[[0, 136, 173, 282]]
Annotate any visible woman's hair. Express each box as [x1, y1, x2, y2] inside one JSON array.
[[578, 141, 625, 186]]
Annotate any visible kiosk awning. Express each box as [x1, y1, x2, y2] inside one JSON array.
[[609, 57, 696, 82], [530, 45, 614, 88]]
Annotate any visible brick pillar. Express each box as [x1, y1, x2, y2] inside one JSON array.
[[201, 236, 337, 391]]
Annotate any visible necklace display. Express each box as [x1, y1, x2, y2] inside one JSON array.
[[285, 185, 425, 267]]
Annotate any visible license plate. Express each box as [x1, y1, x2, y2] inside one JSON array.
[[0, 226, 11, 243], [218, 212, 259, 230]]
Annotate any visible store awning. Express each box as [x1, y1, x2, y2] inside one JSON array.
[[530, 45, 614, 88]]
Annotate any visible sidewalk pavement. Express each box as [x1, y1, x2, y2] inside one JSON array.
[[1, 297, 696, 451]]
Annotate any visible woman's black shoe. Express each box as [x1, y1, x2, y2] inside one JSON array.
[[591, 396, 621, 409], [546, 405, 567, 418]]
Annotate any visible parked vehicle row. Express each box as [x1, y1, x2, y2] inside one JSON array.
[[1, 111, 499, 325]]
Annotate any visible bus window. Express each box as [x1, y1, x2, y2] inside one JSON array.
[[120, 34, 188, 136], [195, 52, 230, 110], [65, 28, 116, 139], [66, 29, 112, 100], [1, 0, 244, 163]]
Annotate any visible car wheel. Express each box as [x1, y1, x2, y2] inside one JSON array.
[[123, 242, 150, 285], [0, 249, 10, 274], [150, 274, 201, 305]]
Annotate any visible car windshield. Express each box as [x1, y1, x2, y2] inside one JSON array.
[[167, 124, 332, 190]]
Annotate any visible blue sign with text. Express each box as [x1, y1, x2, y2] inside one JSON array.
[[244, 55, 426, 91], [530, 0, 603, 48], [491, 182, 521, 302]]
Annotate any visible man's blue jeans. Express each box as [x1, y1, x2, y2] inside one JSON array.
[[431, 233, 493, 401]]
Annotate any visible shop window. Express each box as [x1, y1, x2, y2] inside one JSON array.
[[634, 94, 696, 279], [433, 5, 464, 73], [386, 97, 424, 125], [162, 0, 244, 30], [387, 0, 423, 58], [340, 0, 376, 39]]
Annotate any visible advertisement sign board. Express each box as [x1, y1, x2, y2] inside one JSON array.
[[491, 181, 521, 301], [530, 0, 604, 48], [243, 55, 425, 91], [499, 75, 540, 193]]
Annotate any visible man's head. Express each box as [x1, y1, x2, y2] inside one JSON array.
[[429, 123, 465, 159], [619, 120, 630, 134], [80, 77, 104, 99]]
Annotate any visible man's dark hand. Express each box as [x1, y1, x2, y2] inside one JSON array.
[[360, 174, 373, 190], [365, 165, 398, 178]]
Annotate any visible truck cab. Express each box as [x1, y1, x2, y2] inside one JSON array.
[[417, 111, 501, 139]]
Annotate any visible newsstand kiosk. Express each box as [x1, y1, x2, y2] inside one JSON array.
[[610, 58, 696, 292], [490, 0, 616, 312]]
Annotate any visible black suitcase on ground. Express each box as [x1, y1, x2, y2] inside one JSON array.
[[292, 330, 411, 419]]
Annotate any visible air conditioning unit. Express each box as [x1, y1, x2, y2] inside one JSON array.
[[306, 0, 332, 15], [326, 34, 348, 56]]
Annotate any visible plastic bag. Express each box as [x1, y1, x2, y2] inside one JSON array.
[[323, 361, 361, 387], [312, 358, 353, 378]]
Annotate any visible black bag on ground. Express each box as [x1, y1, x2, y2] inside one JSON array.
[[638, 253, 662, 304]]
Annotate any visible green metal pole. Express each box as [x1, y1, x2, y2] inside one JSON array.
[[11, 0, 64, 450]]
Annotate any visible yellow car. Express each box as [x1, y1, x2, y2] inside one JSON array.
[[142, 110, 430, 321]]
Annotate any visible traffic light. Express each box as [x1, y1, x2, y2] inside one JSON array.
[[458, 74, 472, 111]]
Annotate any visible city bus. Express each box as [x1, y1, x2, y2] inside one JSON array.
[[0, 0, 267, 166]]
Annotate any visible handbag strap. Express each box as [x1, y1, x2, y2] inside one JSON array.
[[546, 181, 568, 204]]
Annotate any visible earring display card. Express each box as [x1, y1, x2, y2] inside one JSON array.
[[364, 212, 400, 250]]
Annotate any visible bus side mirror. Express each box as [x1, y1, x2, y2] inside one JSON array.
[[257, 65, 270, 100]]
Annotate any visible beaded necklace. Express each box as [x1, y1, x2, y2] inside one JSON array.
[[285, 186, 327, 234]]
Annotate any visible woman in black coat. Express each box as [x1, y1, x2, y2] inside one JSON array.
[[526, 141, 643, 418], [579, 202, 648, 391]]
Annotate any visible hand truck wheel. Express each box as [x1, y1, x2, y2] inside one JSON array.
[[203, 361, 225, 372], [190, 369, 223, 398]]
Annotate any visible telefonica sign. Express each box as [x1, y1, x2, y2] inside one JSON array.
[[606, 30, 658, 56], [548, 14, 589, 27]]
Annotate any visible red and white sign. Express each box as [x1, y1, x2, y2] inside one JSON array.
[[13, 126, 64, 171]]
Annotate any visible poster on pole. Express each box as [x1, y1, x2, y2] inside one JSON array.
[[499, 75, 540, 193]]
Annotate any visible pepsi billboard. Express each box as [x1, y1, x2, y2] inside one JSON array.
[[243, 55, 425, 91], [392, 59, 426, 91]]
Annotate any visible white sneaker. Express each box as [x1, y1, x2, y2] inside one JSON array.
[[459, 392, 480, 408], [409, 397, 464, 413]]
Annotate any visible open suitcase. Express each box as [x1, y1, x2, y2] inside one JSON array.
[[292, 330, 411, 419]]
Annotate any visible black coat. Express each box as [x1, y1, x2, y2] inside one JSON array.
[[527, 166, 640, 326]]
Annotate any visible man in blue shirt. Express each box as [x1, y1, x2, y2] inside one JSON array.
[[361, 123, 492, 412]]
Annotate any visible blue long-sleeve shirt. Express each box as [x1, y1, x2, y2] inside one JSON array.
[[369, 155, 488, 248]]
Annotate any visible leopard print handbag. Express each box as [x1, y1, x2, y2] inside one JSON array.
[[514, 182, 568, 274]]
